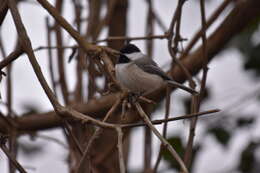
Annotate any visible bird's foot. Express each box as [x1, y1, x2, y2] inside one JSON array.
[[127, 92, 141, 103]]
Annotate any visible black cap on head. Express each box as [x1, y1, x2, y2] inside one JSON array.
[[117, 54, 131, 64], [120, 44, 141, 54]]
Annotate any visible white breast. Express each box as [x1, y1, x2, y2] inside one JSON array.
[[115, 63, 164, 93]]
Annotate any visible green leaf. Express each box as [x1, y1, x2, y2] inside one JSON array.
[[236, 117, 255, 128], [208, 127, 231, 146], [244, 44, 260, 75], [161, 136, 184, 170], [161, 136, 200, 171], [238, 141, 259, 173]]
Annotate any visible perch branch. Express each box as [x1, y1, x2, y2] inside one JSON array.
[[135, 102, 188, 173]]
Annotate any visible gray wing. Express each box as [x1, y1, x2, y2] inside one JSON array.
[[133, 57, 171, 80]]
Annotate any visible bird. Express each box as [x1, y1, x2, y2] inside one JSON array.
[[115, 44, 197, 95]]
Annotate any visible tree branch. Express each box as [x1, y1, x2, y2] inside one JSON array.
[[0, 0, 259, 134]]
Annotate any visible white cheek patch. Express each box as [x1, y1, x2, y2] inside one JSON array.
[[124, 52, 144, 61]]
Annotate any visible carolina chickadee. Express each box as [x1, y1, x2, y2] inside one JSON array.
[[115, 44, 196, 94]]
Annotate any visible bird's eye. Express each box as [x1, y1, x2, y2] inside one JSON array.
[[118, 54, 131, 64]]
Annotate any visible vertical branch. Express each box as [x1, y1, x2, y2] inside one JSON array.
[[135, 103, 188, 173], [184, 0, 208, 169], [181, 0, 234, 58], [84, 0, 103, 100], [144, 0, 154, 172], [8, 131, 18, 173], [54, 0, 69, 105], [167, 0, 196, 89], [0, 32, 6, 59], [72, 0, 84, 102], [0, 33, 12, 115], [107, 0, 128, 50], [0, 31, 18, 173], [146, 0, 154, 57], [85, 0, 101, 40], [92, 0, 117, 41], [116, 127, 126, 173], [153, 1, 194, 171], [153, 87, 171, 172], [45, 17, 57, 96], [0, 32, 12, 116], [75, 97, 122, 173], [144, 125, 152, 173], [183, 95, 199, 167]]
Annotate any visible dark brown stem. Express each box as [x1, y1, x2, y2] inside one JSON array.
[[181, 0, 234, 58], [167, 0, 196, 89], [45, 17, 57, 96], [75, 96, 122, 173], [54, 0, 69, 105], [0, 45, 23, 70], [120, 109, 220, 128], [7, 0, 61, 111], [184, 0, 208, 168], [0, 0, 8, 26], [144, 1, 154, 172], [153, 87, 171, 172], [0, 136, 27, 173], [116, 127, 126, 173], [135, 103, 188, 173]]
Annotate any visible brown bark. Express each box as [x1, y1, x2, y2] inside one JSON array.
[[0, 0, 8, 26], [107, 0, 128, 51], [1, 0, 260, 134], [91, 0, 129, 172]]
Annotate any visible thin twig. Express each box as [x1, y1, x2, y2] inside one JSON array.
[[0, 136, 27, 173], [45, 17, 58, 97], [63, 121, 83, 155], [144, 0, 154, 171], [167, 0, 196, 89], [36, 0, 102, 54], [120, 109, 220, 128], [135, 102, 188, 173], [8, 0, 119, 132], [8, 0, 61, 110], [0, 0, 8, 26], [91, 0, 117, 40], [85, 0, 102, 40], [116, 127, 126, 173], [94, 34, 168, 43], [0, 45, 23, 70], [183, 95, 199, 167], [75, 97, 122, 173], [184, 0, 208, 168], [153, 87, 171, 171], [54, 0, 69, 105], [181, 0, 234, 58], [72, 0, 85, 102]]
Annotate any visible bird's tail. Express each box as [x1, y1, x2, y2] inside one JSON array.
[[166, 80, 198, 94]]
